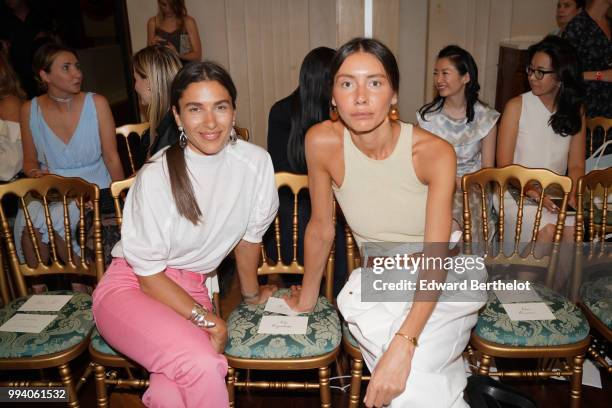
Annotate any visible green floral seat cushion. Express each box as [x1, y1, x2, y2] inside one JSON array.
[[475, 284, 589, 346], [580, 276, 612, 329], [225, 289, 341, 359], [342, 321, 359, 348], [90, 326, 118, 356], [0, 291, 94, 358]]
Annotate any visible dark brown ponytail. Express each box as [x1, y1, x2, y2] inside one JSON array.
[[167, 61, 237, 225]]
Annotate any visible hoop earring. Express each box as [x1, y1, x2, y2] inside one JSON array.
[[389, 104, 399, 121], [329, 104, 339, 122], [179, 126, 187, 149], [229, 126, 238, 144]]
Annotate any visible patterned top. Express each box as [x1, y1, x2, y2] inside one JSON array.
[[562, 10, 612, 118], [416, 102, 499, 177]]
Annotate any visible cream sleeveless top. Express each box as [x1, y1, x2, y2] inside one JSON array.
[[332, 121, 428, 247]]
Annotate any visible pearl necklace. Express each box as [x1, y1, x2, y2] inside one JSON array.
[[48, 93, 74, 111]]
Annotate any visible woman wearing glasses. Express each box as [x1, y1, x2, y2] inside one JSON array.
[[497, 35, 585, 245]]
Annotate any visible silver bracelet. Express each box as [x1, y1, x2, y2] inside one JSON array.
[[242, 289, 259, 303], [188, 303, 215, 328]]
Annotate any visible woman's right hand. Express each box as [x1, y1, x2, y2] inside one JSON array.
[[525, 185, 558, 214], [27, 168, 50, 178], [202, 313, 228, 353]]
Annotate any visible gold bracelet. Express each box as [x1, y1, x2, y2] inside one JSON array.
[[395, 332, 418, 347]]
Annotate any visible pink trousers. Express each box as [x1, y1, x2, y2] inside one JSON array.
[[92, 258, 229, 408]]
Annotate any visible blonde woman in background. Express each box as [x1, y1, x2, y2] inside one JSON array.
[[147, 0, 202, 63], [132, 45, 182, 166]]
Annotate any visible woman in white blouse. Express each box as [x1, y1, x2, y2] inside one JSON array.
[[92, 61, 279, 408]]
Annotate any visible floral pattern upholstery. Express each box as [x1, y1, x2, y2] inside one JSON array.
[[0, 291, 94, 358], [225, 289, 341, 359], [90, 327, 117, 356], [475, 284, 589, 346], [580, 276, 612, 329]]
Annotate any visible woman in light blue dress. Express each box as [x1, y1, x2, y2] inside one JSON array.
[[417, 45, 499, 240], [16, 43, 124, 266]]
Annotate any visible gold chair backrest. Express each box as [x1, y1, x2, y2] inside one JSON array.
[[116, 123, 149, 176], [462, 164, 572, 264], [259, 172, 335, 301], [575, 167, 612, 243], [0, 175, 104, 297], [110, 176, 136, 227], [586, 116, 612, 157], [234, 126, 249, 141]]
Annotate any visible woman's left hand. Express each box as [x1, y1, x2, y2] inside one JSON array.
[[244, 284, 277, 305], [363, 336, 415, 407], [201, 313, 227, 353]]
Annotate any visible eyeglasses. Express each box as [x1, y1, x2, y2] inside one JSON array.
[[525, 66, 555, 80]]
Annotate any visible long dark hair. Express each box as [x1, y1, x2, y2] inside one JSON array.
[[418, 45, 480, 123], [330, 38, 400, 94], [527, 35, 584, 137], [167, 61, 237, 224], [286, 47, 335, 173]]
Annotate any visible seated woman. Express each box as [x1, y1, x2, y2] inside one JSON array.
[[15, 43, 124, 267], [0, 51, 24, 183], [497, 35, 585, 246], [286, 38, 484, 407], [92, 61, 279, 408], [147, 0, 202, 63], [417, 45, 498, 240], [133, 44, 182, 168]]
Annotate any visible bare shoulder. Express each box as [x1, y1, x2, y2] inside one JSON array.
[[184, 15, 197, 27], [305, 120, 343, 154], [147, 16, 156, 26], [19, 99, 32, 117], [92, 93, 110, 109], [0, 95, 23, 122], [503, 95, 522, 115], [412, 125, 455, 164]]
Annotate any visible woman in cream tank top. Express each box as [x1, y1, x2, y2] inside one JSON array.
[[285, 38, 485, 408]]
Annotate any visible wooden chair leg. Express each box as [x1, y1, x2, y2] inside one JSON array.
[[570, 355, 584, 408], [227, 366, 235, 408], [93, 363, 108, 408], [319, 366, 332, 408], [478, 354, 492, 376], [348, 358, 363, 408], [58, 363, 79, 408]]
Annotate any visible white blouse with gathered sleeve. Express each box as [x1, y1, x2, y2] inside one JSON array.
[[111, 140, 279, 276]]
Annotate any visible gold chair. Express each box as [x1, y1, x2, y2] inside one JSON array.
[[234, 126, 249, 142], [115, 122, 149, 176], [224, 172, 341, 408], [463, 165, 590, 408], [586, 116, 612, 157], [574, 168, 612, 375], [0, 175, 104, 407]]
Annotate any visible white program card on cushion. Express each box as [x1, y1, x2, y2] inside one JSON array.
[[494, 286, 541, 304], [258, 316, 308, 335], [502, 303, 556, 321], [18, 295, 73, 312], [263, 297, 302, 316], [0, 313, 57, 333]]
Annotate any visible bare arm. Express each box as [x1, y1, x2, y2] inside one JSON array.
[[481, 125, 497, 168], [179, 17, 202, 61], [0, 95, 22, 122], [93, 94, 124, 181], [496, 96, 521, 168], [147, 17, 156, 45], [234, 239, 276, 304], [364, 129, 456, 407], [567, 113, 586, 207], [287, 124, 337, 311], [583, 69, 612, 82], [19, 101, 45, 177]]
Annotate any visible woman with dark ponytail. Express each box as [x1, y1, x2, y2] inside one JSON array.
[[497, 35, 585, 245], [417, 45, 499, 238], [92, 61, 279, 407]]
